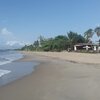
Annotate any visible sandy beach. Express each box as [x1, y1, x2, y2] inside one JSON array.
[[0, 51, 100, 100]]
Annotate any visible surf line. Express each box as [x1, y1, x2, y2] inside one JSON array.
[[0, 69, 11, 77]]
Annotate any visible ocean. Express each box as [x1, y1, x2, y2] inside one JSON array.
[[0, 50, 23, 66], [0, 50, 39, 86], [0, 50, 23, 77]]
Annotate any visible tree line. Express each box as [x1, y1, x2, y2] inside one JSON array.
[[21, 27, 100, 52], [84, 27, 100, 44]]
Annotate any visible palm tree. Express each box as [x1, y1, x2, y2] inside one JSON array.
[[94, 27, 100, 46], [67, 31, 77, 49], [33, 40, 39, 51], [84, 29, 94, 43], [67, 31, 85, 50]]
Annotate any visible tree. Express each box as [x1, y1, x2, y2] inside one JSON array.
[[67, 31, 78, 44], [38, 35, 45, 47], [67, 31, 85, 50], [28, 44, 34, 51], [84, 29, 94, 43], [21, 45, 28, 51], [21, 32, 85, 52], [95, 27, 100, 37], [34, 40, 39, 48], [95, 27, 100, 46], [41, 38, 54, 51], [33, 40, 39, 51], [53, 35, 68, 51], [77, 35, 86, 43], [41, 35, 68, 51]]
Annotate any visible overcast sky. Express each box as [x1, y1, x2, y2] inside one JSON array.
[[0, 0, 100, 48]]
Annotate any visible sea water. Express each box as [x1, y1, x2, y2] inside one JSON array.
[[0, 50, 39, 86], [0, 50, 23, 65], [0, 50, 23, 77]]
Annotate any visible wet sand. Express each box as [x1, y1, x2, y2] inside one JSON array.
[[0, 51, 100, 100]]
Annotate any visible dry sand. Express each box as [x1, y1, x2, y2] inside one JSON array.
[[31, 51, 100, 64], [0, 51, 100, 100]]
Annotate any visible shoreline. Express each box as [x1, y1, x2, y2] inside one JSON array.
[[0, 52, 40, 87], [1, 51, 100, 100]]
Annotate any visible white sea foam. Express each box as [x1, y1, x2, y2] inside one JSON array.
[[0, 69, 11, 77], [0, 61, 11, 66], [0, 50, 23, 66]]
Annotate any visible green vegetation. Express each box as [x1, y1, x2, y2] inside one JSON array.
[[84, 29, 94, 42], [21, 31, 86, 52], [21, 26, 100, 52], [84, 27, 100, 44], [67, 31, 86, 50]]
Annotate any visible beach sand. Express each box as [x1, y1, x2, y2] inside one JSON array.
[[0, 51, 100, 100]]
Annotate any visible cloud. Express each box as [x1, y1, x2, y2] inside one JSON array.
[[0, 28, 12, 35], [0, 27, 31, 49], [6, 41, 31, 47], [0, 27, 15, 42], [0, 28, 22, 48]]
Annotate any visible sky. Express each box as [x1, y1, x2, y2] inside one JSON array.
[[0, 0, 100, 48]]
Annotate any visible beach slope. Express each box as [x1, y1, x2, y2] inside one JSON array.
[[0, 52, 100, 100]]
